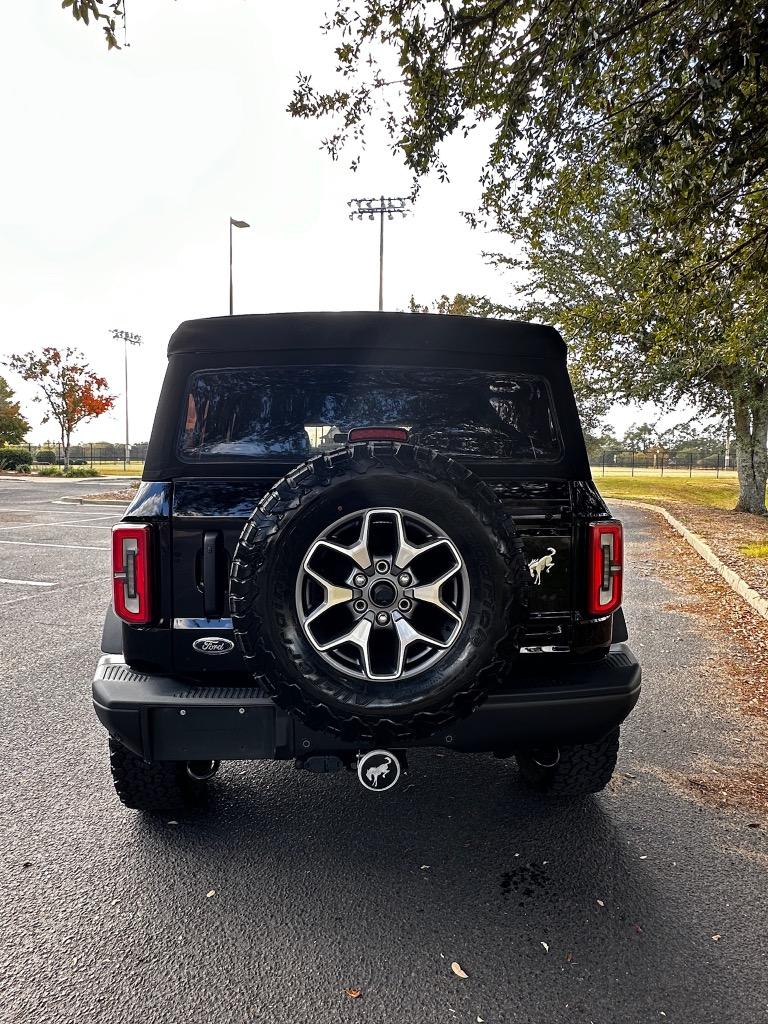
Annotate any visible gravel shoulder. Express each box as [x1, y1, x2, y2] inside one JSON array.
[[648, 500, 768, 603], [618, 501, 768, 818]]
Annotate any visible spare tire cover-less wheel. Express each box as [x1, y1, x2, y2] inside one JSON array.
[[230, 443, 529, 742]]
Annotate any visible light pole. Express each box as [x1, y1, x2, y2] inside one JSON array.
[[229, 217, 250, 315], [110, 329, 143, 470], [348, 196, 410, 310]]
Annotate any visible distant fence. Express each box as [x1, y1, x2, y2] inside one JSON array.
[[15, 442, 738, 477], [19, 442, 148, 469], [589, 449, 736, 477]]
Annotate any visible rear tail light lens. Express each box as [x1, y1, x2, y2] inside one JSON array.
[[112, 524, 152, 624], [588, 521, 623, 616]]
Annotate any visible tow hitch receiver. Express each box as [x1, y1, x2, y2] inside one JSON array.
[[357, 749, 403, 792]]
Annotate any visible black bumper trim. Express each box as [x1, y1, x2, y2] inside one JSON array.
[[92, 646, 641, 761]]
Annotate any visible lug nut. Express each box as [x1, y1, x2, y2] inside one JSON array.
[[376, 611, 390, 625], [398, 598, 411, 612], [353, 599, 367, 613], [398, 572, 411, 586], [376, 560, 389, 574], [353, 573, 367, 588]]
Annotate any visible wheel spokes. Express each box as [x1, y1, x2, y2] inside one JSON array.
[[412, 564, 463, 625], [297, 506, 468, 682], [303, 564, 354, 628], [392, 509, 451, 570], [313, 615, 372, 659]]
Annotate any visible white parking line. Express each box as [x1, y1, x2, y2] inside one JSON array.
[[0, 516, 118, 533], [0, 539, 109, 552], [0, 577, 56, 587], [0, 508, 119, 516], [0, 577, 103, 608]]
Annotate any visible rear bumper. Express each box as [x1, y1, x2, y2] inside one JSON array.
[[92, 645, 641, 762]]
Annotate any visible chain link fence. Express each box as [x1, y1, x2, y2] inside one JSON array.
[[589, 448, 737, 477], [11, 442, 739, 478], [16, 442, 148, 471]]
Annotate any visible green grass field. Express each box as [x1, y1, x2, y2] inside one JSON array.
[[595, 473, 742, 509], [29, 461, 144, 478]]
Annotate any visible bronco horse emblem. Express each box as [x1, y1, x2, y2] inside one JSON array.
[[528, 547, 556, 585], [357, 750, 401, 791], [366, 757, 392, 787]]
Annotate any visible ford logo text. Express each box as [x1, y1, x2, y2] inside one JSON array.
[[192, 636, 235, 655]]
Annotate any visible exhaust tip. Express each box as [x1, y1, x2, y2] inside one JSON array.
[[186, 759, 220, 782]]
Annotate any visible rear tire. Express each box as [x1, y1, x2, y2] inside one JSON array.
[[515, 729, 620, 796], [108, 738, 210, 813]]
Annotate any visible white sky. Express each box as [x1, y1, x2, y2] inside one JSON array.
[[0, 0, 669, 445]]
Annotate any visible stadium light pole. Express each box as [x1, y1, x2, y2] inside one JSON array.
[[110, 329, 143, 470], [229, 217, 250, 315], [348, 196, 410, 310]]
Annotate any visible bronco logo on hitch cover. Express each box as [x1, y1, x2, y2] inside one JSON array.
[[357, 750, 401, 792]]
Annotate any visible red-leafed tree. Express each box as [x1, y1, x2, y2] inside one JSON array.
[[6, 348, 116, 468]]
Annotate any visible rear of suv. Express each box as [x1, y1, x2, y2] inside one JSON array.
[[93, 311, 640, 811]]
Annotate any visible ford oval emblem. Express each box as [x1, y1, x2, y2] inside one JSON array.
[[192, 636, 235, 655]]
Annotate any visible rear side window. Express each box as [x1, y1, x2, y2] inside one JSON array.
[[179, 366, 561, 462]]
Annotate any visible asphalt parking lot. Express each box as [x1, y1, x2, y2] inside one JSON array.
[[1, 477, 766, 1024]]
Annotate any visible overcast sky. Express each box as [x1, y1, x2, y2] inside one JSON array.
[[0, 0, 663, 445]]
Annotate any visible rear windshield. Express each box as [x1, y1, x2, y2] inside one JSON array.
[[179, 366, 561, 462]]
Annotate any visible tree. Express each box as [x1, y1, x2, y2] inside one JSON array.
[[62, 0, 122, 49], [0, 376, 29, 445], [407, 293, 612, 433], [5, 348, 115, 468], [291, 1, 768, 271], [491, 163, 768, 513]]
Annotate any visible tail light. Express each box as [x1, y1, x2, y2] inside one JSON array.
[[587, 521, 623, 616], [112, 524, 152, 624]]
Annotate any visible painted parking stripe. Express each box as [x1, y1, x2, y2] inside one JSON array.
[[0, 577, 56, 587], [0, 577, 102, 608], [0, 508, 119, 516], [0, 539, 109, 552], [0, 516, 118, 533]]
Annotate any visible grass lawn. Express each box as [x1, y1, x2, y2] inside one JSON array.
[[742, 542, 768, 559], [596, 473, 742, 509]]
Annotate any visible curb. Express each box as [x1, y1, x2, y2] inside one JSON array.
[[57, 497, 130, 507], [612, 498, 768, 621]]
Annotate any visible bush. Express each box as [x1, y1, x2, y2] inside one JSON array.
[[63, 467, 99, 478], [37, 466, 62, 476], [35, 449, 56, 464], [0, 447, 34, 471]]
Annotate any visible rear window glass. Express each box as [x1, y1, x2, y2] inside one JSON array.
[[179, 366, 561, 462]]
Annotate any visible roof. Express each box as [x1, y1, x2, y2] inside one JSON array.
[[167, 311, 566, 360]]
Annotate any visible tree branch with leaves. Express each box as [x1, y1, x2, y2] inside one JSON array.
[[61, 0, 123, 50], [290, 1, 768, 272], [0, 376, 30, 446]]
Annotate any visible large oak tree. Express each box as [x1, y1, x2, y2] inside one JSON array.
[[487, 164, 767, 512]]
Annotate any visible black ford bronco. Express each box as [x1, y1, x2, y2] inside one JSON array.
[[93, 312, 640, 811]]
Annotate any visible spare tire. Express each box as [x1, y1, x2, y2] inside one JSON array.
[[230, 442, 529, 742]]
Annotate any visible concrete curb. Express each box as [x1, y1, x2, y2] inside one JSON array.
[[57, 497, 130, 507], [612, 498, 768, 621]]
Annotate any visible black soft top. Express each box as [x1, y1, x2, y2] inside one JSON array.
[[144, 310, 588, 480], [168, 311, 566, 363]]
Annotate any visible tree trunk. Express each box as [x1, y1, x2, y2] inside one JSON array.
[[733, 394, 768, 515], [62, 427, 71, 471]]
